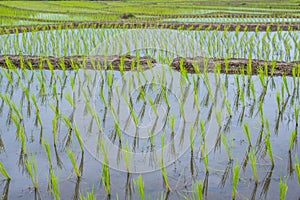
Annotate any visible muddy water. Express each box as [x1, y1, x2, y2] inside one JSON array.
[[0, 65, 299, 199]]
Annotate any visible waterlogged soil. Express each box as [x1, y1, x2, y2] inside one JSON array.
[[0, 65, 299, 200], [0, 55, 156, 70], [171, 56, 300, 76], [0, 55, 299, 76]]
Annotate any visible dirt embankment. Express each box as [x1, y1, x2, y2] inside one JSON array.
[[0, 54, 299, 76], [172, 57, 300, 76], [0, 55, 156, 70]]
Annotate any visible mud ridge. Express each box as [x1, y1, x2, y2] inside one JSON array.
[[172, 57, 300, 76], [0, 55, 156, 70], [0, 54, 299, 76]]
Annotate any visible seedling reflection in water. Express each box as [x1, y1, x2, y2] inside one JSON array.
[[99, 139, 110, 196], [159, 132, 170, 192]]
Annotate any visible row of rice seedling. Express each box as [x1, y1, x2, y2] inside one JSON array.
[[0, 27, 299, 62]]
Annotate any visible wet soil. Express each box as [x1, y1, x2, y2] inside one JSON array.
[[171, 56, 300, 76], [0, 54, 299, 76], [0, 55, 156, 70]]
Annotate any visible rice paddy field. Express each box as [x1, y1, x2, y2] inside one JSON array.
[[0, 1, 300, 200]]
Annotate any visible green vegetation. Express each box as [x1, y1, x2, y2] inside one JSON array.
[[0, 1, 299, 200], [0, 161, 10, 180]]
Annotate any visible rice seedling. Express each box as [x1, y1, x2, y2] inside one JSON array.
[[133, 175, 145, 200], [279, 176, 288, 200], [242, 122, 252, 146], [248, 149, 258, 184], [169, 114, 175, 134], [42, 140, 52, 170], [160, 160, 171, 192], [64, 91, 75, 108], [258, 68, 266, 88], [31, 94, 43, 127], [282, 74, 290, 96], [200, 143, 209, 174], [49, 170, 60, 200], [11, 113, 22, 138], [216, 110, 222, 128], [122, 141, 132, 173], [62, 114, 73, 131], [122, 92, 138, 126], [200, 120, 205, 142], [221, 133, 233, 161], [294, 104, 299, 127], [193, 180, 203, 200], [147, 94, 158, 117], [25, 155, 38, 189], [276, 92, 281, 114], [232, 160, 240, 200], [101, 163, 111, 196], [264, 119, 274, 166], [98, 138, 110, 196], [288, 129, 297, 152], [74, 125, 84, 152], [52, 116, 58, 147], [0, 161, 10, 180], [295, 156, 300, 185], [66, 148, 81, 178], [225, 99, 232, 117], [80, 186, 96, 200], [190, 124, 195, 151]]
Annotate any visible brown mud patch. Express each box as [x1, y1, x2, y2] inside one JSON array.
[[172, 57, 300, 76], [0, 55, 156, 70], [0, 55, 299, 76]]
